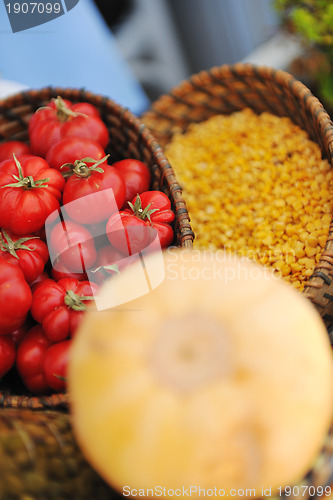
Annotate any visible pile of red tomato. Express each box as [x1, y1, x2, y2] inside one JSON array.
[[0, 96, 175, 395]]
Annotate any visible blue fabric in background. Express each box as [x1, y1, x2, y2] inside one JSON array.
[[0, 0, 150, 115]]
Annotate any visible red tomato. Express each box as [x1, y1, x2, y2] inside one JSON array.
[[96, 244, 128, 270], [0, 141, 31, 162], [0, 258, 32, 335], [106, 191, 175, 254], [106, 211, 151, 256], [43, 340, 71, 392], [49, 220, 97, 272], [51, 258, 88, 282], [28, 96, 109, 157], [33, 226, 47, 241], [62, 158, 126, 224], [0, 336, 16, 378], [30, 278, 98, 342], [45, 136, 107, 174], [112, 159, 151, 205], [47, 100, 102, 118], [135, 191, 175, 224], [16, 325, 51, 393], [0, 229, 49, 284], [69, 102, 102, 117], [9, 320, 32, 346], [0, 155, 65, 235], [89, 243, 136, 285], [30, 271, 52, 293]]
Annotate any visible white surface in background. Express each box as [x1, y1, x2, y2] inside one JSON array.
[[241, 31, 305, 70], [0, 79, 28, 99], [0, 0, 150, 115]]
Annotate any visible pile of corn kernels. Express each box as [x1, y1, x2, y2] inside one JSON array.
[[165, 109, 333, 291]]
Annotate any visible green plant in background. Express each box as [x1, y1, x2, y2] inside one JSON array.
[[274, 0, 333, 108]]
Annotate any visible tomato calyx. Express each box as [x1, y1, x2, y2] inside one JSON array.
[[53, 96, 79, 121], [128, 194, 159, 222], [64, 289, 95, 311], [0, 229, 39, 259], [2, 154, 50, 190], [61, 155, 109, 178], [36, 96, 87, 122], [91, 264, 120, 279]]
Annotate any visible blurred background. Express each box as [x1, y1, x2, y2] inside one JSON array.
[[0, 0, 325, 114], [94, 0, 285, 101]]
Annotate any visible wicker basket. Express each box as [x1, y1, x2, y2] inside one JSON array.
[[0, 86, 193, 411], [142, 62, 333, 337], [0, 408, 117, 500]]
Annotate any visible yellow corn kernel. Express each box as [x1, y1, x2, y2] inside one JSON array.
[[291, 262, 302, 272], [322, 214, 332, 225], [273, 199, 286, 208], [274, 260, 285, 270], [298, 257, 316, 269], [281, 264, 292, 276], [262, 234, 274, 246], [305, 246, 317, 258], [285, 224, 296, 237], [295, 247, 305, 259], [306, 235, 318, 248], [299, 231, 309, 243], [292, 199, 303, 211], [305, 222, 316, 233], [285, 253, 296, 265], [318, 235, 328, 248]]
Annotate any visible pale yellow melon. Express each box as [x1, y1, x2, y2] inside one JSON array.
[[68, 249, 333, 498]]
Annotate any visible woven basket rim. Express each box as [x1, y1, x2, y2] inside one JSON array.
[[143, 62, 333, 148]]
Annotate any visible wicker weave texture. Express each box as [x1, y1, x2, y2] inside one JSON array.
[[142, 63, 333, 334], [0, 408, 115, 499]]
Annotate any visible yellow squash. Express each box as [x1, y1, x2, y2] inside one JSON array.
[[68, 249, 333, 498]]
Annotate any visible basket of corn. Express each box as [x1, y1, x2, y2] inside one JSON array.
[[142, 62, 333, 335], [0, 86, 193, 498]]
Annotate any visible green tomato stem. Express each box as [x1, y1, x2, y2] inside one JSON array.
[[0, 229, 39, 258], [64, 289, 95, 311], [128, 194, 159, 222], [60, 155, 110, 178], [1, 154, 49, 189]]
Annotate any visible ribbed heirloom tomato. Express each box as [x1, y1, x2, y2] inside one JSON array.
[[48, 220, 97, 273], [0, 229, 49, 284], [51, 258, 88, 282], [16, 325, 51, 393], [62, 156, 126, 224], [0, 140, 31, 162], [89, 243, 138, 285], [0, 336, 16, 378], [30, 278, 98, 342], [9, 320, 32, 346], [0, 258, 32, 335], [0, 155, 65, 235], [112, 158, 151, 205], [106, 191, 175, 255], [43, 340, 72, 392], [45, 136, 107, 174], [28, 96, 109, 157]]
